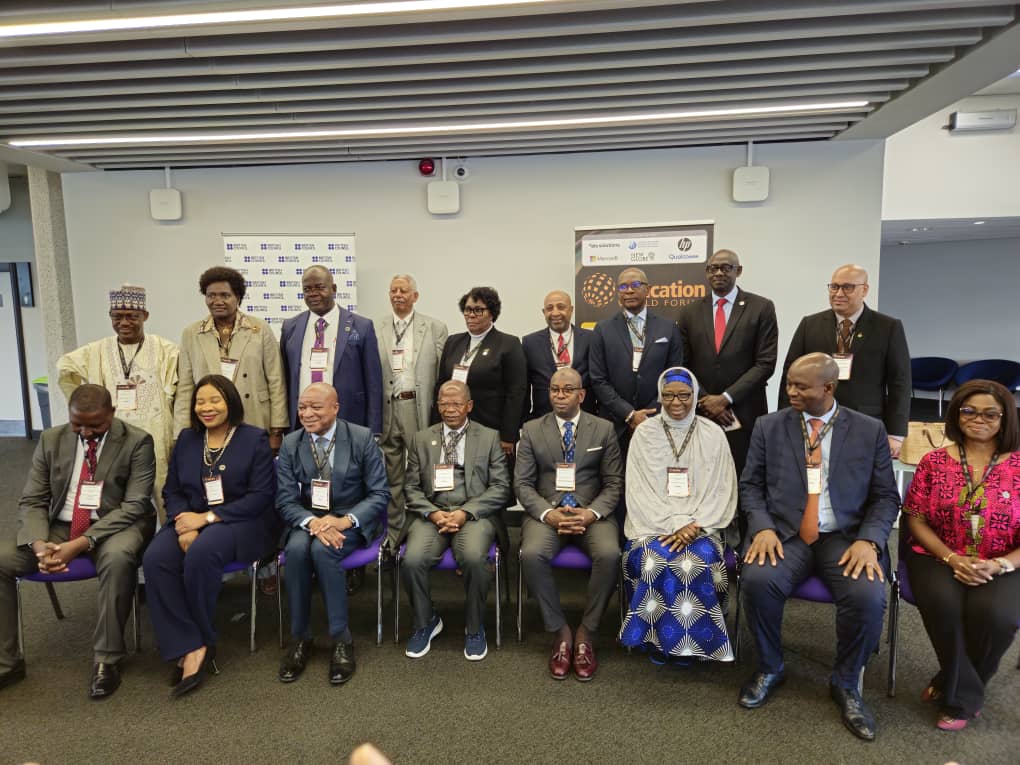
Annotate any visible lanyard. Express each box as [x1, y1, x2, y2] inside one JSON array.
[[799, 409, 838, 463], [625, 315, 645, 344], [460, 340, 483, 365], [959, 446, 1000, 501], [394, 317, 412, 346], [116, 338, 144, 379], [203, 426, 236, 478], [215, 317, 237, 356], [835, 321, 856, 351], [662, 418, 697, 463], [958, 446, 999, 554], [309, 432, 337, 480], [550, 330, 572, 359], [443, 425, 468, 464]]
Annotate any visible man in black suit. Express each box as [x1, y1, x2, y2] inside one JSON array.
[[677, 249, 778, 478], [589, 267, 683, 451], [738, 353, 900, 741], [780, 263, 911, 459], [522, 290, 596, 421]]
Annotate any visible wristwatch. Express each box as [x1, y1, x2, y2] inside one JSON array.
[[205, 511, 216, 525], [995, 557, 1015, 575]]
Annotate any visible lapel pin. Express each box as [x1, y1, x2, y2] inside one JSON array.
[[345, 326, 351, 333], [219, 464, 226, 471], [482, 349, 490, 356], [431, 440, 438, 446], [738, 301, 745, 306]]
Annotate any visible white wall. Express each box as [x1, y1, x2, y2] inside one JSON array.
[[883, 94, 1020, 220]]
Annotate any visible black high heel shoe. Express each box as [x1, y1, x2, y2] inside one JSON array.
[[171, 645, 219, 699]]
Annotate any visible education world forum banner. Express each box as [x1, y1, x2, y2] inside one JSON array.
[[222, 233, 358, 338], [574, 222, 714, 329]]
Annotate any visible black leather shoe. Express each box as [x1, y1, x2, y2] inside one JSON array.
[[0, 659, 26, 691], [279, 639, 313, 683], [830, 683, 876, 741], [346, 567, 365, 596], [738, 671, 785, 709], [329, 641, 356, 685], [170, 646, 218, 699], [88, 662, 121, 700], [169, 664, 183, 687]]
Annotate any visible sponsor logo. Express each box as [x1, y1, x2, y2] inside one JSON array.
[[277, 255, 300, 263], [328, 243, 351, 251], [311, 255, 334, 263], [589, 241, 621, 249], [667, 251, 700, 262], [627, 240, 638, 250], [247, 305, 268, 313], [345, 280, 355, 287], [279, 280, 300, 288], [630, 252, 654, 262], [259, 243, 282, 251], [580, 272, 616, 308], [225, 243, 248, 251], [280, 304, 304, 313], [244, 280, 268, 288], [242, 255, 266, 263], [262, 292, 285, 301], [677, 237, 693, 252], [345, 255, 355, 263], [294, 243, 315, 250], [261, 268, 284, 275]]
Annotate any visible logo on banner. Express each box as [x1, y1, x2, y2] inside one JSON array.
[[242, 255, 266, 263], [278, 255, 300, 263], [260, 243, 282, 251], [311, 255, 334, 264], [677, 238, 693, 251], [327, 243, 350, 251], [294, 243, 315, 251], [245, 279, 268, 288], [581, 273, 617, 308], [225, 243, 248, 251], [261, 268, 284, 275], [279, 280, 300, 288]]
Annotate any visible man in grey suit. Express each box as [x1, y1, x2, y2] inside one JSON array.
[[402, 381, 510, 662], [0, 385, 155, 698], [515, 367, 622, 681], [375, 274, 448, 545]]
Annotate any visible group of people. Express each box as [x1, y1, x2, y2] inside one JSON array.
[[0, 252, 1016, 743]]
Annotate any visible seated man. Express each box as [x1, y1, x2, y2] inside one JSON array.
[[738, 353, 899, 741], [515, 367, 622, 681], [402, 380, 510, 661], [276, 383, 389, 686], [0, 385, 156, 698]]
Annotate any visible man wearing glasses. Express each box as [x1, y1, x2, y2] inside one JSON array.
[[780, 264, 911, 459]]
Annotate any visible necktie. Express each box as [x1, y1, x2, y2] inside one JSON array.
[[714, 298, 728, 353], [561, 421, 577, 508], [798, 418, 824, 545], [311, 317, 327, 383], [836, 319, 853, 354], [556, 334, 570, 365], [444, 429, 464, 466], [70, 437, 99, 539], [314, 435, 329, 468]]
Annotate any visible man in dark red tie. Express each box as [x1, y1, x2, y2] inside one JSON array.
[[0, 385, 156, 698], [737, 353, 899, 741]]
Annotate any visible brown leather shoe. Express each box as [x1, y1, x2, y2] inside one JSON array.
[[573, 640, 597, 682], [549, 640, 571, 680]]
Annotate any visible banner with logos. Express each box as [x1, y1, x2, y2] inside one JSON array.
[[574, 221, 714, 329], [221, 233, 357, 338]]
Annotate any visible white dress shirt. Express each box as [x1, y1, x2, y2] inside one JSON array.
[[59, 433, 109, 521], [299, 303, 341, 393], [547, 327, 574, 365], [391, 311, 416, 394]]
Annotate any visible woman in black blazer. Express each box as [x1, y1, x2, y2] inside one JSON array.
[[143, 374, 277, 698]]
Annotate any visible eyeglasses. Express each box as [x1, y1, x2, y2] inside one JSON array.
[[437, 401, 469, 410], [302, 283, 333, 294], [826, 283, 866, 294], [705, 264, 736, 275], [549, 386, 580, 396], [959, 407, 1004, 422], [617, 281, 648, 292], [462, 306, 488, 316], [661, 392, 693, 403]]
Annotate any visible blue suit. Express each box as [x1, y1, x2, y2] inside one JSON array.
[[277, 419, 390, 641], [521, 324, 597, 420], [143, 424, 277, 661], [280, 308, 384, 435], [738, 406, 899, 688]]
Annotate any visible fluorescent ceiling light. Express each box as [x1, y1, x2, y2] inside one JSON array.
[[973, 220, 986, 224], [0, 1, 552, 39], [7, 101, 869, 148]]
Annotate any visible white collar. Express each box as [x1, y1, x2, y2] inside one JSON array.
[[803, 401, 839, 426], [713, 285, 739, 305], [554, 412, 581, 431], [547, 325, 573, 342], [307, 420, 338, 442], [468, 325, 494, 342], [310, 303, 341, 325], [393, 311, 414, 326], [442, 420, 469, 438], [834, 305, 865, 325], [623, 307, 648, 323]]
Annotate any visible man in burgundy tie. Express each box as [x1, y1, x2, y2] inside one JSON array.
[[737, 353, 899, 741], [0, 385, 156, 698]]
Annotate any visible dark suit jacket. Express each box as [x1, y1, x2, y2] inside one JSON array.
[[18, 418, 156, 547], [514, 411, 622, 520], [276, 419, 390, 542], [779, 304, 912, 437], [522, 325, 597, 420], [281, 307, 383, 435], [163, 424, 277, 563], [434, 327, 527, 444], [588, 311, 684, 436], [739, 406, 899, 555]]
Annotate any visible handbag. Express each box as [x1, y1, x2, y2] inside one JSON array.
[[899, 421, 953, 465]]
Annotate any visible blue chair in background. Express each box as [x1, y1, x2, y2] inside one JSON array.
[[911, 357, 958, 416], [954, 359, 1020, 391]]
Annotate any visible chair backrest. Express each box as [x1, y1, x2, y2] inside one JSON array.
[[910, 357, 958, 389], [954, 359, 1020, 390]]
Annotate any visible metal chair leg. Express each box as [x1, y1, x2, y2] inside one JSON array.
[[16, 580, 25, 660], [249, 561, 258, 654], [132, 588, 141, 653], [276, 553, 284, 649], [495, 547, 503, 650], [44, 582, 65, 620], [393, 553, 401, 645], [887, 580, 900, 697], [375, 544, 384, 647], [516, 547, 524, 643], [732, 568, 742, 664]]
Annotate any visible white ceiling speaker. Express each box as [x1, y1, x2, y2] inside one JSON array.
[[947, 109, 1016, 133]]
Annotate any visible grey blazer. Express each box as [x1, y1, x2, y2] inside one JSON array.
[[514, 411, 623, 521], [18, 418, 156, 547], [404, 421, 510, 520], [374, 312, 448, 435]]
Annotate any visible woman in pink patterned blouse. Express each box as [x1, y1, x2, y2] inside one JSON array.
[[903, 379, 1020, 731]]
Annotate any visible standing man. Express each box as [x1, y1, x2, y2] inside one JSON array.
[[677, 250, 778, 478], [374, 274, 448, 545], [276, 383, 390, 686], [58, 285, 178, 523], [738, 354, 899, 741], [0, 385, 156, 698], [780, 263, 911, 459], [522, 290, 596, 421], [515, 367, 622, 681], [281, 265, 383, 437], [589, 267, 683, 451]]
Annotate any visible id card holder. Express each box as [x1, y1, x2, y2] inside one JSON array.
[[451, 365, 470, 383], [390, 349, 405, 372], [204, 476, 225, 505], [116, 383, 138, 411], [219, 357, 239, 380], [806, 466, 822, 495], [667, 467, 690, 498], [311, 478, 331, 510], [833, 353, 853, 380], [78, 480, 104, 510], [434, 464, 455, 491], [632, 347, 643, 372], [309, 348, 329, 371], [555, 462, 576, 491]]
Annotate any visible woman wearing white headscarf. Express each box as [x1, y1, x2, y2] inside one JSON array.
[[618, 366, 738, 661]]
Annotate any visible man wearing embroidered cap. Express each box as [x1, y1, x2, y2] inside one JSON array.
[[58, 285, 179, 523]]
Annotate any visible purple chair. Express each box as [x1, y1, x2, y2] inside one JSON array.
[[16, 557, 140, 659], [220, 559, 264, 654]]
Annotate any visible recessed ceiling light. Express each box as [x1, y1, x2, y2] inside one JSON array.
[[973, 220, 986, 225]]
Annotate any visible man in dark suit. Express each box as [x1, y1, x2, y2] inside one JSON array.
[[677, 249, 778, 478], [589, 267, 683, 450], [403, 381, 511, 662], [281, 265, 384, 436], [738, 354, 899, 741], [276, 383, 390, 685], [0, 385, 155, 698], [780, 263, 911, 459], [522, 290, 596, 421], [515, 368, 622, 681]]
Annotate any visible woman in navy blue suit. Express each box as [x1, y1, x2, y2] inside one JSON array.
[[143, 374, 277, 697]]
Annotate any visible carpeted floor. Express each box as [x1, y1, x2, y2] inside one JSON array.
[[2, 435, 1017, 765]]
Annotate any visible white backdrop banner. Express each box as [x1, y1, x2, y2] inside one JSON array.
[[221, 233, 357, 338]]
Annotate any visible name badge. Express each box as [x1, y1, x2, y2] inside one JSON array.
[[632, 347, 643, 372], [451, 365, 470, 384], [309, 348, 329, 371], [667, 467, 690, 498], [555, 462, 576, 491], [806, 466, 822, 495], [722, 413, 742, 433], [390, 349, 405, 372], [78, 480, 104, 510], [116, 383, 138, 411], [434, 464, 455, 491], [311, 478, 331, 510], [833, 353, 853, 380], [204, 476, 225, 505], [219, 357, 239, 380]]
